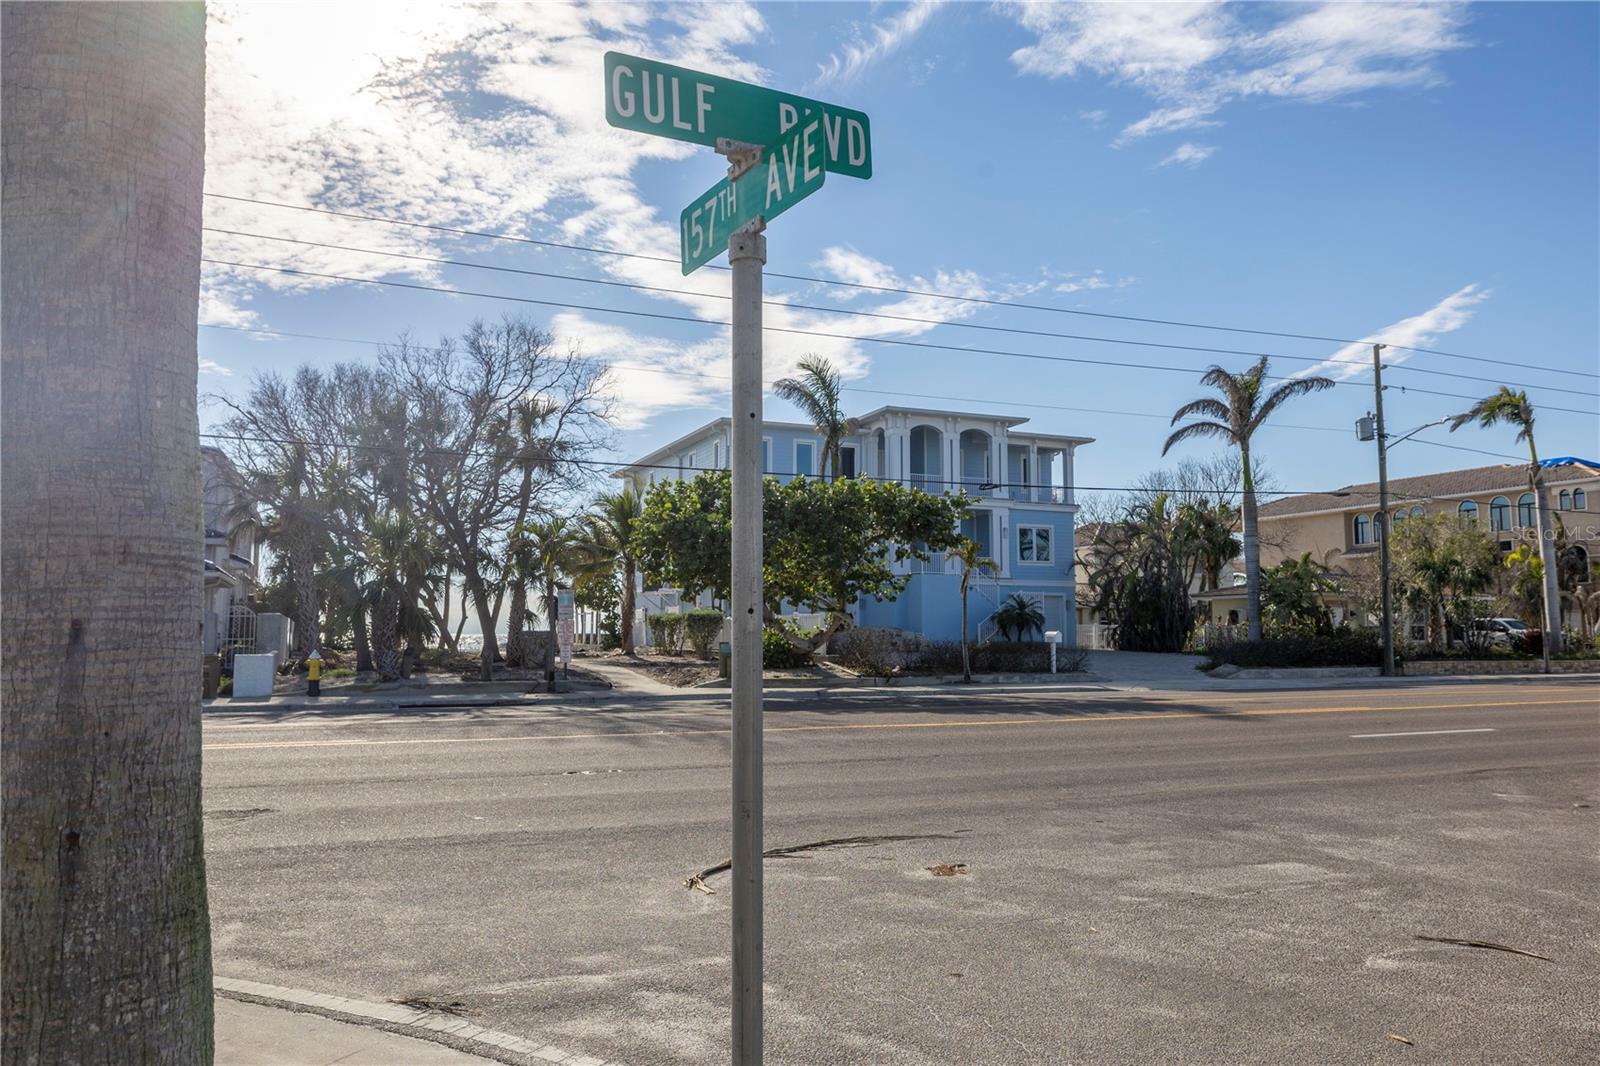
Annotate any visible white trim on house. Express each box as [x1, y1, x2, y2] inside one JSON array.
[[794, 438, 817, 477]]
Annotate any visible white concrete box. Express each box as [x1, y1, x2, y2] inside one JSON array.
[[231, 654, 277, 699]]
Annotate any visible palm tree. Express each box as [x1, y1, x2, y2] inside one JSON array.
[[991, 593, 1046, 641], [948, 537, 998, 681], [511, 516, 589, 690], [2, 4, 213, 1058], [1176, 499, 1242, 593], [500, 396, 562, 666], [364, 512, 438, 680], [772, 355, 859, 479], [583, 488, 644, 654], [1164, 356, 1334, 641], [1448, 388, 1562, 653]]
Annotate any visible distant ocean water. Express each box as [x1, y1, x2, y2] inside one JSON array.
[[456, 634, 484, 653]]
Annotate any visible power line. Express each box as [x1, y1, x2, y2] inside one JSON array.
[[202, 321, 1535, 465], [199, 429, 1433, 501], [203, 191, 1599, 382], [201, 227, 1596, 399], [202, 322, 1347, 436], [200, 258, 1600, 418]]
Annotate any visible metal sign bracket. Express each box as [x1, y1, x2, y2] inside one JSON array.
[[716, 137, 764, 180]]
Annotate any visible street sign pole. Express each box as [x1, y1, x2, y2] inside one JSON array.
[[728, 219, 766, 1066]]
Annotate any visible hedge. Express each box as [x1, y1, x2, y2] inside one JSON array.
[[1205, 629, 1381, 669], [684, 608, 726, 660]]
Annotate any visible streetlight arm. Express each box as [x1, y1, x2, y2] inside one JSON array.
[[1385, 417, 1451, 449]]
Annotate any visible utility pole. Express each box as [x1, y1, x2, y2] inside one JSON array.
[[1373, 343, 1395, 676], [728, 221, 767, 1066]]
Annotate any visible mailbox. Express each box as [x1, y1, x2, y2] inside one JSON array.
[[1044, 630, 1061, 644]]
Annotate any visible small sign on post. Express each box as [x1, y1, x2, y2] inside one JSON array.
[[557, 587, 575, 676]]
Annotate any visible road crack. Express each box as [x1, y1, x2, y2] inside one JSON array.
[[685, 833, 960, 893]]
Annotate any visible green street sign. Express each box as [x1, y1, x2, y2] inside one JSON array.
[[604, 51, 871, 180], [679, 117, 827, 274]]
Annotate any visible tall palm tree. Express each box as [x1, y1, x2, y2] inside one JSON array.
[[948, 537, 998, 682], [1448, 387, 1562, 653], [511, 516, 589, 690], [1176, 499, 1242, 593], [584, 488, 644, 654], [773, 355, 859, 479], [1163, 356, 1334, 641], [2, 4, 213, 1059], [500, 396, 562, 666]]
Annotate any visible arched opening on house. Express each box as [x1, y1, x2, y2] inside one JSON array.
[[1489, 495, 1511, 531], [1353, 513, 1370, 545], [1559, 489, 1572, 510], [908, 425, 943, 491], [958, 429, 993, 491], [1458, 500, 1478, 523], [1575, 487, 1588, 510], [1517, 492, 1536, 528]]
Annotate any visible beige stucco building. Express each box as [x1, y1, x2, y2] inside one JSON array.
[[1201, 458, 1600, 631]]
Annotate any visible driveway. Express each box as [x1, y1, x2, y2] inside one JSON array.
[[1083, 649, 1209, 687]]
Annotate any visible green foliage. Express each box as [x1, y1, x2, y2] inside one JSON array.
[[832, 627, 903, 680], [1501, 544, 1545, 626], [762, 624, 814, 668], [1260, 552, 1336, 634], [684, 608, 726, 660], [1389, 512, 1500, 650], [991, 594, 1046, 641], [1206, 629, 1381, 669], [634, 470, 967, 647], [647, 612, 685, 655], [1086, 494, 1197, 653], [574, 568, 621, 649], [906, 640, 1087, 675]]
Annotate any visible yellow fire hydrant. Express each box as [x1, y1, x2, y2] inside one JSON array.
[[306, 649, 322, 698]]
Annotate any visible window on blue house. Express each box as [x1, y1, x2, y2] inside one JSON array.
[[1018, 524, 1052, 563], [961, 510, 993, 560], [762, 438, 772, 474], [795, 440, 815, 477]]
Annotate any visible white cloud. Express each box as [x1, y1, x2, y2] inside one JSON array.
[[1157, 142, 1217, 168], [1078, 109, 1108, 126], [198, 357, 234, 377], [1006, 2, 1469, 146], [202, 2, 1014, 431], [1291, 284, 1490, 382], [813, 1, 942, 87]]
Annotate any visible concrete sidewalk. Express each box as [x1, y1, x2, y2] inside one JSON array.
[[216, 997, 496, 1065]]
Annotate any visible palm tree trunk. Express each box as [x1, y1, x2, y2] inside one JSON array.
[[960, 582, 973, 682], [462, 572, 498, 681], [506, 580, 528, 667], [2, 4, 213, 1060], [372, 591, 402, 681], [621, 558, 637, 655], [1240, 449, 1263, 642], [1531, 475, 1563, 656], [352, 604, 373, 672], [290, 546, 318, 656]]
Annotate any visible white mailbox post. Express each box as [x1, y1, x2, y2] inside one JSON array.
[[1044, 630, 1062, 674]]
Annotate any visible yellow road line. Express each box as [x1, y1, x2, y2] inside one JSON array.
[[203, 696, 1594, 751], [200, 684, 1596, 732]]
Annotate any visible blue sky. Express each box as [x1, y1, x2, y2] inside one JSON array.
[[200, 1, 1598, 502]]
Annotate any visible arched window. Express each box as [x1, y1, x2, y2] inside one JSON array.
[[1576, 488, 1588, 511], [1489, 496, 1511, 531], [1517, 492, 1536, 527], [1411, 505, 1425, 517], [1559, 490, 1572, 511], [1353, 513, 1370, 545], [1458, 500, 1478, 524], [1392, 508, 1407, 530]]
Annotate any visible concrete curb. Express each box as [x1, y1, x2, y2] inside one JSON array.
[[214, 976, 620, 1066]]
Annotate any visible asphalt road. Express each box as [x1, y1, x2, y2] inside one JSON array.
[[203, 678, 1600, 1065]]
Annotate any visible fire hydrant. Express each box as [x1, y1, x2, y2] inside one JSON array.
[[306, 649, 322, 697]]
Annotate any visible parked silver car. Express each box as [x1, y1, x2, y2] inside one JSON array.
[[1465, 617, 1531, 647]]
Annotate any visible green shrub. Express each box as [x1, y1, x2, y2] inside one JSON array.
[[1206, 629, 1381, 669], [904, 640, 1085, 675], [647, 612, 685, 655], [762, 624, 814, 669], [834, 627, 903, 679], [684, 608, 726, 660]]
